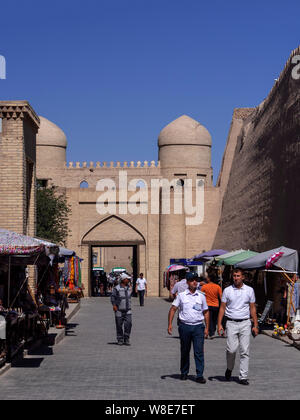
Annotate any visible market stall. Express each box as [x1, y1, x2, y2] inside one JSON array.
[[209, 249, 258, 289], [0, 229, 47, 364], [59, 254, 83, 303], [236, 246, 300, 340]]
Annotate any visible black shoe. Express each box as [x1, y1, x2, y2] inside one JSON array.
[[196, 377, 206, 384], [124, 340, 131, 346], [225, 369, 232, 381], [180, 374, 188, 380], [239, 379, 249, 385], [117, 341, 123, 346]]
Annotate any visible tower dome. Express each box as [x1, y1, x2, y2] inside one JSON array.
[[36, 116, 67, 169], [37, 116, 67, 148], [158, 115, 211, 147], [158, 115, 212, 170]]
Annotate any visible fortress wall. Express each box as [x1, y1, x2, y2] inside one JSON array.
[[37, 161, 162, 189], [213, 47, 300, 252], [216, 108, 255, 202]]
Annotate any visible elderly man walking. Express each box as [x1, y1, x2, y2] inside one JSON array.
[[217, 268, 259, 385], [168, 275, 209, 383], [111, 273, 132, 346]]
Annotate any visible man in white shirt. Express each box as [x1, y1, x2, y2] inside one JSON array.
[[135, 273, 147, 306], [168, 276, 209, 383], [217, 268, 259, 385]]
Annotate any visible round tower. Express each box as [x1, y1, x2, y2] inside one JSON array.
[[158, 114, 212, 174], [36, 116, 67, 169], [158, 115, 212, 296]]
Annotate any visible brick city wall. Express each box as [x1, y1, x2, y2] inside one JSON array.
[[213, 46, 300, 252]]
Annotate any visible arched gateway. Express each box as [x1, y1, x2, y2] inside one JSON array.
[[81, 216, 146, 295], [35, 114, 220, 296]]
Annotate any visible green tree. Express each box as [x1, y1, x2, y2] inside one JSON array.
[[37, 182, 71, 245]]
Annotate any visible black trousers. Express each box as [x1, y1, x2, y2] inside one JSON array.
[[138, 290, 145, 306], [208, 306, 219, 337], [115, 311, 132, 342]]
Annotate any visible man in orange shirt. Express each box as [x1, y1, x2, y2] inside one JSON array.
[[201, 269, 222, 339]]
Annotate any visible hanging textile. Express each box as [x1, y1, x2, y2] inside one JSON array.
[[61, 256, 82, 290], [68, 257, 75, 290]]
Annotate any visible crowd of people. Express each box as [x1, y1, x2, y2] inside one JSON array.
[[93, 265, 259, 386]]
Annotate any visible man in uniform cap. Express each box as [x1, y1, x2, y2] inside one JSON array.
[[168, 273, 209, 383], [111, 273, 132, 345]]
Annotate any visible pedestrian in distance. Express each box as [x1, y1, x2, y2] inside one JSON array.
[[201, 268, 222, 339], [135, 273, 147, 306], [111, 273, 133, 346], [217, 268, 259, 385], [168, 275, 209, 384]]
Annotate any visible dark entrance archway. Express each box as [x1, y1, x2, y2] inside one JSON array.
[[81, 215, 146, 297], [90, 244, 138, 297]]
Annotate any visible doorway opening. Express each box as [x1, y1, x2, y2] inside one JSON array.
[[90, 245, 138, 297]]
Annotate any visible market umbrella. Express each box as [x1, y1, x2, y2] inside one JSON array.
[[192, 249, 228, 261], [214, 249, 244, 260], [168, 264, 187, 272], [221, 250, 258, 266], [235, 246, 298, 273]]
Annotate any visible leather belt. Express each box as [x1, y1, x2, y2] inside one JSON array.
[[226, 318, 249, 322]]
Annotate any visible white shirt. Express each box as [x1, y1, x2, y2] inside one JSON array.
[[171, 279, 188, 295], [136, 278, 147, 291], [172, 289, 208, 325], [171, 279, 201, 295], [222, 284, 256, 320]]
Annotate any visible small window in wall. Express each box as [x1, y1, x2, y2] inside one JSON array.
[[37, 179, 48, 188], [80, 181, 89, 188], [136, 180, 146, 189], [176, 179, 184, 187]]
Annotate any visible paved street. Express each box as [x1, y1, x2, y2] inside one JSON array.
[[0, 297, 299, 400]]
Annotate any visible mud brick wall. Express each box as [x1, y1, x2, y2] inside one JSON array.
[[214, 47, 300, 252]]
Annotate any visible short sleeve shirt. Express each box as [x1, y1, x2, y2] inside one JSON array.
[[173, 289, 208, 325], [136, 278, 147, 291], [171, 279, 188, 295], [221, 284, 256, 319]]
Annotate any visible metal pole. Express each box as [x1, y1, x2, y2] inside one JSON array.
[[8, 255, 11, 308]]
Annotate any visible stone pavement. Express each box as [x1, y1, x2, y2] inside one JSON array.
[[0, 297, 299, 400]]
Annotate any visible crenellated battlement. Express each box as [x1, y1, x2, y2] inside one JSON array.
[[64, 160, 161, 169]]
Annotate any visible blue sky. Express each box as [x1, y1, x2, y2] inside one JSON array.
[[0, 0, 299, 182]]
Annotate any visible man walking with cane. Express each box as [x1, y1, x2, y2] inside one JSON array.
[[168, 274, 209, 383], [217, 268, 259, 385]]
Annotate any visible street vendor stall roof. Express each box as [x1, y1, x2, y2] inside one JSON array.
[[0, 228, 44, 255], [219, 250, 258, 266], [192, 249, 228, 261], [34, 237, 75, 257], [213, 249, 246, 263], [235, 246, 299, 272]]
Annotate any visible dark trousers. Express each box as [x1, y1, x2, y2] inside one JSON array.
[[138, 290, 145, 306], [208, 306, 219, 337], [115, 311, 132, 342], [178, 322, 205, 378]]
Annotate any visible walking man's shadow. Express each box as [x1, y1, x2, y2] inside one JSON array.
[[208, 375, 240, 383]]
